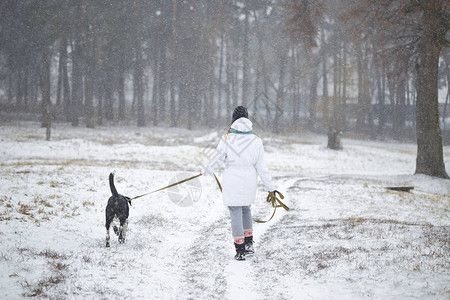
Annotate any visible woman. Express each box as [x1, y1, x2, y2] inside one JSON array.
[[201, 106, 276, 261]]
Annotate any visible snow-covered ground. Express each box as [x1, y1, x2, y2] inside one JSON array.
[[0, 121, 449, 299]]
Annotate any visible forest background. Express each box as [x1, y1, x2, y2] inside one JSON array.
[[0, 0, 449, 178]]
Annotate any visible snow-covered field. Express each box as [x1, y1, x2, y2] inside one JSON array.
[[0, 121, 449, 299]]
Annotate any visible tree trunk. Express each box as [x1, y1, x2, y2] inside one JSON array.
[[7, 72, 13, 103], [71, 2, 83, 127], [376, 57, 385, 133], [56, 40, 64, 106], [356, 43, 364, 129], [169, 42, 178, 127], [158, 44, 167, 122], [104, 70, 114, 121], [207, 60, 215, 127], [84, 68, 95, 128], [41, 48, 51, 129], [328, 36, 341, 150], [151, 51, 159, 126], [309, 66, 318, 129], [23, 63, 31, 111], [396, 74, 406, 134], [341, 40, 347, 132], [414, 10, 448, 178], [292, 47, 300, 127], [118, 54, 126, 121], [85, 17, 96, 129], [363, 43, 373, 133], [187, 84, 193, 130], [136, 46, 145, 127], [71, 46, 82, 127], [273, 51, 287, 134], [97, 75, 104, 125], [132, 66, 137, 115], [225, 32, 232, 123], [321, 28, 329, 125], [32, 61, 39, 109], [117, 71, 125, 121], [170, 0, 178, 127], [387, 71, 398, 137], [60, 37, 71, 122], [217, 30, 224, 122], [232, 40, 239, 111], [85, 71, 95, 128], [169, 77, 177, 126], [17, 67, 23, 108], [241, 7, 249, 106], [255, 26, 270, 124], [23, 61, 29, 110]]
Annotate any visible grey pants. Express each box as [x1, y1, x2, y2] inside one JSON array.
[[228, 206, 253, 237]]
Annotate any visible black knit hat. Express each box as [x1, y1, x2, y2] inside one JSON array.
[[231, 106, 248, 123]]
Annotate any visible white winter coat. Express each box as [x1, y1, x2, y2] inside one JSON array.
[[203, 117, 276, 206]]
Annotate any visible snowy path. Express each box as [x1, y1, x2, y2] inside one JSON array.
[[0, 122, 449, 299], [223, 177, 297, 300]]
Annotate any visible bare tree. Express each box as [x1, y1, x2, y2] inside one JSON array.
[[344, 0, 449, 178]]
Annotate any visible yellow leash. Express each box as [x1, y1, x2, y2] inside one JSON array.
[[131, 174, 202, 200], [132, 173, 288, 223], [255, 190, 289, 223], [213, 174, 289, 223], [213, 173, 223, 192]]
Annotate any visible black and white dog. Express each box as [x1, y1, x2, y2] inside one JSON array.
[[105, 173, 132, 247]]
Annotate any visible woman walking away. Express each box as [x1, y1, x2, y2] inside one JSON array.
[[201, 106, 277, 261]]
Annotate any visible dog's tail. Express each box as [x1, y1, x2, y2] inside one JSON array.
[[109, 173, 118, 196]]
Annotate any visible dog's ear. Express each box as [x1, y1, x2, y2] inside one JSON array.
[[125, 196, 132, 206]]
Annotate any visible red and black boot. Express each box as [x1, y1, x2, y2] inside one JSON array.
[[234, 242, 246, 261], [244, 236, 254, 256]]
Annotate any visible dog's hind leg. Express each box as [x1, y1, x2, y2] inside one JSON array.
[[118, 218, 128, 244], [106, 227, 111, 247], [105, 215, 114, 247], [122, 219, 128, 241]]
